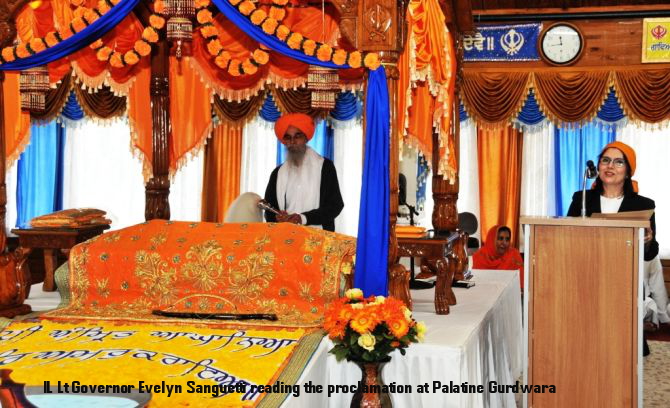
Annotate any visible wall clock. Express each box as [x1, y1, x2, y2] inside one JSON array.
[[540, 23, 583, 65]]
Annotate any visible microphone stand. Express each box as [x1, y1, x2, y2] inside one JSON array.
[[581, 162, 597, 218]]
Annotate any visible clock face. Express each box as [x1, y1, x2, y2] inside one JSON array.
[[541, 24, 583, 65]]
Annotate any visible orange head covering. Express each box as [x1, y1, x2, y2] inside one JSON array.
[[472, 225, 524, 289], [598, 141, 638, 192], [274, 113, 315, 143]]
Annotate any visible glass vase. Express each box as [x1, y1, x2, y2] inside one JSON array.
[[350, 358, 392, 408]]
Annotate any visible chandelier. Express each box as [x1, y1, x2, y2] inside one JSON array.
[[165, 0, 195, 58], [307, 66, 339, 109], [19, 66, 50, 112]]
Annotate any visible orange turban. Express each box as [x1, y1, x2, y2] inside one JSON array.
[[274, 113, 315, 143]]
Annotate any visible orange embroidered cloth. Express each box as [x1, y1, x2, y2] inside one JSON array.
[[46, 220, 356, 328]]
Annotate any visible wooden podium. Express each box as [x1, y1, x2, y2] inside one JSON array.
[[521, 217, 648, 408]]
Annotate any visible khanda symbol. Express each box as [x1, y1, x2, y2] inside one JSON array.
[[500, 29, 525, 56], [651, 25, 667, 40]]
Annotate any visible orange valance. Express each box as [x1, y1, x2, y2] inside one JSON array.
[[460, 71, 531, 128], [614, 69, 670, 124], [533, 71, 610, 125], [461, 68, 670, 128]]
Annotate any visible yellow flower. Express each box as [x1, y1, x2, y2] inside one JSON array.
[[215, 51, 232, 69], [316, 44, 333, 62], [350, 310, 379, 334], [142, 27, 158, 43], [1, 47, 16, 62], [351, 303, 364, 309], [269, 6, 286, 21], [364, 52, 381, 70], [201, 25, 218, 39], [357, 332, 376, 351], [72, 17, 87, 33], [96, 46, 112, 61], [97, 0, 111, 14], [242, 59, 258, 75], [345, 288, 363, 300], [252, 49, 269, 65], [238, 1, 255, 16], [90, 39, 104, 50], [197, 9, 213, 24], [415, 321, 426, 341], [373, 295, 386, 305], [154, 0, 165, 14], [16, 44, 30, 58], [150, 15, 165, 30], [332, 49, 347, 65], [134, 40, 152, 57], [250, 9, 267, 25], [287, 33, 303, 50], [228, 60, 242, 76], [45, 32, 60, 47], [388, 318, 409, 338], [403, 306, 412, 321], [303, 39, 316, 56], [124, 50, 140, 65], [348, 51, 362, 68], [206, 39, 223, 56], [109, 53, 124, 68], [30, 38, 46, 53], [276, 25, 291, 41], [262, 18, 278, 35]]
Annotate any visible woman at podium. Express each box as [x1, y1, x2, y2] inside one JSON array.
[[472, 225, 524, 289], [567, 141, 668, 355]]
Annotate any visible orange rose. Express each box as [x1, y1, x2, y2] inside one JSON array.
[[250, 9, 267, 25], [124, 50, 140, 65], [1, 47, 16, 62], [286, 33, 303, 50], [269, 6, 285, 21], [327, 323, 346, 340], [134, 40, 152, 57], [30, 38, 47, 53], [242, 59, 258, 75], [387, 318, 409, 338], [150, 15, 165, 30], [97, 0, 111, 14], [96, 46, 112, 61], [206, 39, 223, 56], [276, 25, 290, 41], [262, 18, 278, 35], [350, 310, 379, 334], [16, 44, 30, 58], [228, 60, 242, 76], [215, 51, 231, 68], [109, 53, 124, 68], [201, 25, 218, 39], [196, 9, 212, 24], [252, 49, 269, 65], [332, 49, 347, 65], [238, 1, 255, 16], [364, 52, 381, 70], [45, 32, 60, 47], [142, 27, 158, 43], [154, 0, 165, 14], [316, 44, 333, 62], [348, 51, 362, 68], [302, 39, 316, 56]]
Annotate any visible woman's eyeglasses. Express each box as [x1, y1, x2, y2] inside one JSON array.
[[599, 156, 626, 168]]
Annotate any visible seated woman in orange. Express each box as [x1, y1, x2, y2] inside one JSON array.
[[472, 225, 524, 289]]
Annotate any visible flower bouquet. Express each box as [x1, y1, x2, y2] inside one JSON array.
[[323, 288, 426, 362]]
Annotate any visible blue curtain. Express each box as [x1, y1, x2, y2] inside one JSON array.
[[259, 93, 281, 122], [0, 0, 139, 70], [554, 123, 615, 215], [330, 92, 361, 121], [276, 120, 333, 165], [598, 88, 625, 123], [61, 91, 85, 121], [459, 103, 469, 122], [16, 122, 65, 228], [354, 68, 389, 296], [517, 91, 545, 126]]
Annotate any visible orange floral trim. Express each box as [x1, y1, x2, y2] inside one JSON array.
[[90, 1, 164, 68], [226, 0, 380, 70], [197, 0, 272, 77], [0, 0, 124, 65]]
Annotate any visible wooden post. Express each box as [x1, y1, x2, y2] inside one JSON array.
[[145, 40, 171, 220]]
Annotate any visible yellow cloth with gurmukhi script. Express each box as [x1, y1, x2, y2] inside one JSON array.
[[0, 320, 317, 407]]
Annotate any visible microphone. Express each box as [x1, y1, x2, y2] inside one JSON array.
[[257, 199, 281, 215], [581, 160, 598, 217]]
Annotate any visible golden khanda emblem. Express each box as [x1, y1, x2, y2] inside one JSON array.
[[500, 29, 524, 56], [365, 4, 392, 42]]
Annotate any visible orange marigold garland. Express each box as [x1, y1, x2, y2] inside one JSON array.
[[0, 0, 160, 67]]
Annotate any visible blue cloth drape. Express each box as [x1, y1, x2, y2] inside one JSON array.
[[416, 154, 429, 209], [330, 92, 361, 121], [259, 93, 281, 122], [61, 91, 85, 121], [16, 122, 65, 228], [354, 67, 389, 296], [554, 122, 615, 215], [211, 0, 351, 69], [0, 0, 139, 71], [517, 91, 545, 126], [459, 103, 469, 122], [597, 88, 625, 123], [276, 120, 333, 165]]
